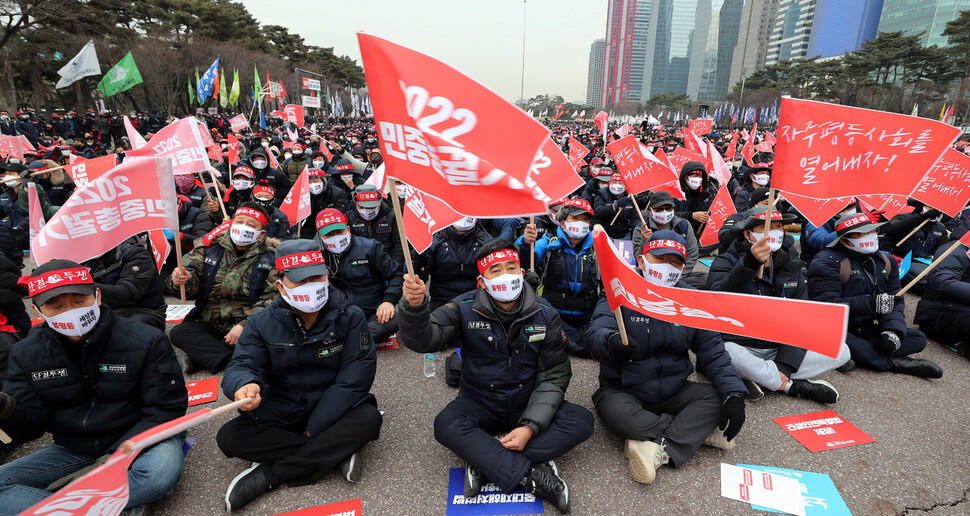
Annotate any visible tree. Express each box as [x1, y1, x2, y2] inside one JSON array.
[[943, 9, 970, 123], [645, 93, 692, 111]]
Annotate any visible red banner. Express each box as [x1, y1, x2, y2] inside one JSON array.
[[64, 154, 117, 189], [607, 136, 679, 195], [147, 229, 170, 271], [682, 128, 707, 157], [593, 231, 847, 358], [912, 148, 970, 217], [615, 124, 632, 139], [227, 134, 240, 165], [782, 192, 851, 228], [32, 157, 179, 264], [667, 146, 712, 176], [526, 139, 585, 204], [773, 97, 961, 200], [0, 134, 25, 158], [359, 33, 551, 217], [699, 186, 736, 246], [740, 133, 755, 167], [402, 185, 464, 253], [124, 116, 147, 149], [229, 114, 249, 131], [567, 136, 589, 173], [651, 149, 686, 200], [125, 118, 210, 176], [773, 410, 875, 453], [688, 119, 713, 135], [186, 376, 220, 406], [724, 131, 738, 159], [27, 183, 44, 265], [707, 140, 732, 186], [283, 104, 305, 127], [274, 498, 362, 516], [857, 194, 911, 219], [280, 166, 312, 226]]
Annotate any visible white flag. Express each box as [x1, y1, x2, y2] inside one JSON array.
[[55, 40, 101, 89]]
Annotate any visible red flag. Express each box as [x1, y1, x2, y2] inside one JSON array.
[[147, 229, 170, 271], [773, 98, 961, 200], [615, 124, 632, 139], [402, 186, 464, 253], [64, 154, 117, 189], [318, 142, 334, 162], [554, 103, 564, 120], [229, 114, 249, 131], [284, 104, 305, 128], [607, 136, 679, 196], [699, 185, 736, 246], [724, 132, 738, 159], [280, 166, 312, 225], [943, 104, 955, 125], [359, 33, 551, 217], [650, 149, 687, 200], [592, 231, 848, 358], [754, 140, 773, 153], [911, 148, 970, 217], [27, 183, 44, 265], [688, 119, 713, 135], [707, 140, 732, 186], [567, 136, 589, 173], [526, 139, 585, 204], [0, 134, 25, 159], [227, 134, 240, 165], [667, 146, 712, 177], [682, 127, 705, 156], [594, 110, 608, 142], [764, 131, 777, 146], [740, 133, 756, 167], [31, 157, 179, 264], [781, 192, 852, 228], [278, 80, 287, 98], [857, 194, 912, 219], [286, 126, 299, 142], [365, 163, 388, 192], [124, 116, 147, 149], [125, 118, 210, 176]]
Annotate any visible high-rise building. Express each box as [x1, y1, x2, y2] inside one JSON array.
[[688, 0, 745, 101], [642, 0, 698, 100], [587, 39, 606, 107], [765, 0, 817, 66], [878, 0, 970, 48], [729, 0, 781, 89], [806, 0, 884, 58], [601, 0, 652, 106]]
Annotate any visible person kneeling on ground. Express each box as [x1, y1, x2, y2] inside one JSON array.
[[398, 239, 594, 514]]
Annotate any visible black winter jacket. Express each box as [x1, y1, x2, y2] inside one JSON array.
[[315, 234, 403, 313]]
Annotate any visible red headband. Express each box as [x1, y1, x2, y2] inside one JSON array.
[[836, 213, 872, 232], [308, 168, 327, 177], [253, 185, 274, 197], [355, 191, 381, 203], [316, 210, 347, 231], [275, 251, 325, 271], [562, 198, 593, 213], [477, 249, 520, 274], [28, 267, 92, 297], [234, 165, 254, 178], [335, 163, 354, 172], [234, 207, 268, 226], [645, 239, 686, 257], [752, 210, 783, 221]]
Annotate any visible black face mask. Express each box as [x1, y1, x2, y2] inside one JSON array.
[[254, 197, 275, 212], [370, 156, 383, 166]]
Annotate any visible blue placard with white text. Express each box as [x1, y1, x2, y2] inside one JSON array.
[[739, 464, 851, 516], [446, 467, 544, 516]]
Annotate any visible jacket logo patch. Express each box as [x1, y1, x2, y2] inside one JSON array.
[[32, 368, 68, 381], [525, 325, 546, 333], [351, 259, 369, 266], [99, 364, 127, 374], [468, 321, 491, 330], [528, 333, 546, 342], [783, 281, 798, 288], [360, 333, 371, 353], [318, 344, 343, 358]]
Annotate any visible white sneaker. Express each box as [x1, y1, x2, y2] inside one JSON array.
[[624, 439, 668, 484], [703, 427, 736, 450]]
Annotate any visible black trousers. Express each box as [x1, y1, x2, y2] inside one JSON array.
[[845, 328, 926, 371], [433, 396, 593, 493], [169, 321, 235, 372], [216, 402, 382, 486], [919, 311, 970, 348], [593, 381, 721, 467], [114, 307, 166, 331]]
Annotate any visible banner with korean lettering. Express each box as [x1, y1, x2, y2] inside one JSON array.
[[912, 148, 970, 217], [302, 77, 321, 91], [359, 33, 553, 217], [593, 230, 847, 358], [280, 166, 312, 225], [688, 119, 713, 135], [124, 118, 209, 176], [302, 95, 321, 109], [607, 135, 679, 195], [773, 97, 961, 200], [567, 136, 589, 173], [667, 146, 712, 176], [0, 134, 24, 158], [699, 186, 736, 247], [31, 157, 179, 264], [526, 139, 585, 204], [283, 104, 305, 127], [64, 154, 117, 189], [229, 114, 249, 132], [402, 185, 464, 253]]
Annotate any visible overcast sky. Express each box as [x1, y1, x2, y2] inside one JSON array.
[[241, 0, 607, 103]]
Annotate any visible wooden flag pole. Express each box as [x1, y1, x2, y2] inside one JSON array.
[[757, 188, 777, 279], [630, 195, 649, 227], [175, 230, 187, 303], [877, 195, 895, 212], [613, 306, 630, 346], [387, 177, 415, 277], [895, 219, 930, 247], [529, 216, 535, 271], [208, 168, 230, 221], [897, 240, 965, 296]]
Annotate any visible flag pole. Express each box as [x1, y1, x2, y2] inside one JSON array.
[[613, 306, 630, 346], [757, 188, 777, 279], [895, 219, 930, 247], [529, 215, 535, 271], [878, 195, 895, 212], [387, 177, 415, 277], [897, 240, 965, 296], [210, 168, 229, 222], [175, 230, 186, 303]]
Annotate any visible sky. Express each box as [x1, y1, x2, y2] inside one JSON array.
[[240, 0, 607, 103]]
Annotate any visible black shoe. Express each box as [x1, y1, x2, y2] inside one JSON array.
[[463, 465, 483, 498], [836, 359, 856, 373], [225, 463, 275, 512], [339, 453, 361, 483], [743, 380, 765, 401], [182, 355, 202, 375], [521, 464, 570, 514], [788, 379, 839, 404], [891, 358, 943, 379], [944, 342, 970, 358]]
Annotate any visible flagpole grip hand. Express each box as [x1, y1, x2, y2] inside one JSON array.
[[233, 384, 261, 411], [402, 274, 427, 307], [522, 223, 538, 245]]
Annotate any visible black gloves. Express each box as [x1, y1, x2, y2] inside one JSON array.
[[0, 392, 14, 421], [878, 331, 902, 353], [608, 333, 638, 363], [718, 395, 746, 441], [523, 270, 541, 290], [921, 209, 942, 220], [869, 293, 902, 315], [615, 197, 634, 209]]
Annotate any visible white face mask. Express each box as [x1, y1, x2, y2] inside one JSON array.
[[751, 229, 785, 252], [229, 223, 264, 246], [752, 173, 770, 186], [358, 205, 381, 221], [340, 173, 354, 182], [641, 260, 683, 287], [313, 160, 326, 168], [284, 153, 293, 160], [727, 161, 736, 170], [840, 208, 858, 217], [261, 142, 269, 147], [562, 220, 589, 239], [233, 179, 254, 191], [3, 176, 20, 187], [646, 146, 655, 153], [61, 149, 71, 156], [686, 176, 703, 190], [309, 182, 325, 195], [845, 233, 879, 254], [292, 149, 303, 156], [609, 183, 626, 196], [452, 216, 476, 232], [481, 272, 523, 303], [395, 184, 409, 199], [323, 233, 351, 254], [279, 279, 329, 313], [651, 209, 674, 226], [39, 298, 100, 338], [252, 159, 267, 169]]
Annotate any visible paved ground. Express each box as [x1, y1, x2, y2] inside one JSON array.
[[7, 261, 970, 516]]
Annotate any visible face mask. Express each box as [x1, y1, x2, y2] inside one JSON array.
[[40, 297, 100, 338], [279, 279, 329, 313], [0, 116, 7, 121], [686, 176, 703, 190], [367, 138, 375, 143], [221, 144, 229, 150], [61, 149, 70, 157], [750, 229, 785, 252], [395, 184, 409, 199], [358, 205, 381, 221], [452, 216, 476, 232], [261, 141, 269, 147], [322, 233, 351, 254], [309, 182, 325, 195], [313, 160, 326, 168], [727, 161, 736, 170], [646, 146, 655, 153], [284, 153, 293, 160], [233, 179, 254, 191], [562, 220, 589, 239], [845, 233, 879, 254], [641, 261, 683, 287], [651, 209, 674, 225], [252, 159, 267, 169], [666, 146, 676, 152], [481, 272, 523, 303], [254, 196, 275, 211], [229, 223, 264, 246], [340, 173, 354, 182], [609, 183, 626, 196], [292, 149, 303, 156], [752, 173, 770, 186], [3, 176, 20, 188]]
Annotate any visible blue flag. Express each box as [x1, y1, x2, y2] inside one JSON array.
[[899, 251, 912, 279], [197, 57, 219, 103]]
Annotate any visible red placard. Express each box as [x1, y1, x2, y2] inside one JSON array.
[[185, 376, 220, 407], [283, 104, 305, 128], [911, 148, 970, 217], [773, 410, 875, 452], [667, 146, 712, 176], [280, 166, 312, 226], [699, 186, 737, 247], [125, 118, 210, 176], [274, 498, 362, 516], [229, 114, 249, 131], [402, 185, 464, 253], [376, 337, 399, 350], [64, 154, 117, 189], [688, 119, 712, 135], [567, 136, 589, 173], [527, 138, 585, 204], [607, 136, 678, 195]]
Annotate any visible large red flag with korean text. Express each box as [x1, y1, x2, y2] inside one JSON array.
[[594, 111, 608, 141], [527, 139, 585, 204], [359, 33, 551, 217], [229, 114, 249, 132], [911, 148, 970, 217], [567, 136, 589, 173], [593, 231, 847, 358], [607, 136, 679, 196], [280, 166, 312, 226], [773, 98, 961, 200], [31, 157, 179, 264], [688, 119, 713, 135], [402, 185, 464, 253], [284, 104, 305, 128], [699, 186, 736, 246], [63, 154, 117, 189], [124, 118, 210, 176]]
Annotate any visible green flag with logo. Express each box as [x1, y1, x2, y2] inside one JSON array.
[[187, 77, 195, 105], [219, 68, 228, 108], [97, 52, 143, 97], [229, 69, 240, 106]]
